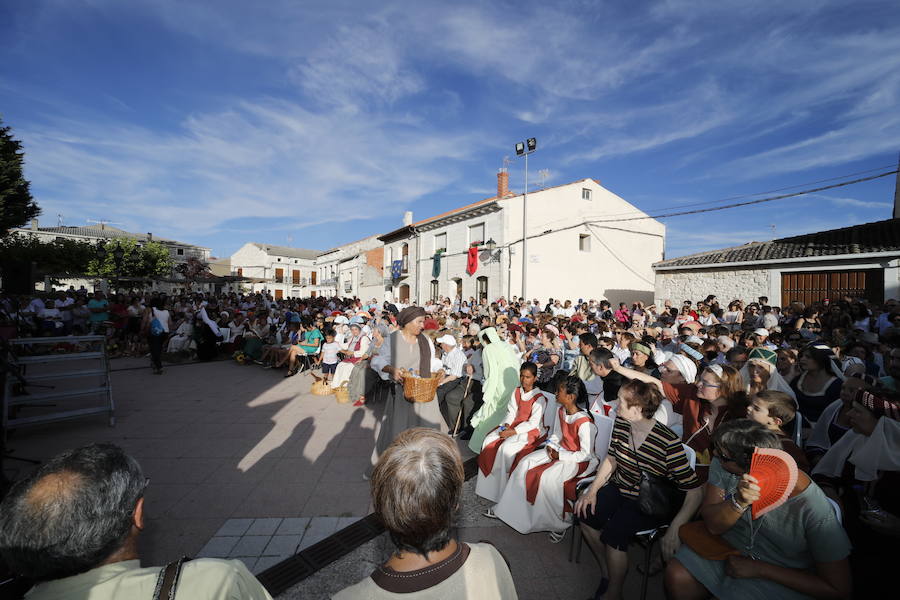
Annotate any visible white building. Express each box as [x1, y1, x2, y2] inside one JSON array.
[[378, 171, 665, 305], [313, 235, 384, 299], [229, 243, 319, 299]]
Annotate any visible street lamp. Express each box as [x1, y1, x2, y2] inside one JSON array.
[[112, 243, 125, 291], [514, 137, 537, 299]]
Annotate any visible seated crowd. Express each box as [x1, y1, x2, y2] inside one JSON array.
[[2, 290, 899, 599]]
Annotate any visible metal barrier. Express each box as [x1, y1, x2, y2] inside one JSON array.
[[2, 335, 114, 441]]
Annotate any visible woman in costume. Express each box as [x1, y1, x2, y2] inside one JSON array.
[[331, 319, 370, 389], [467, 327, 521, 453], [369, 307, 445, 466], [476, 362, 547, 503], [490, 375, 597, 542]]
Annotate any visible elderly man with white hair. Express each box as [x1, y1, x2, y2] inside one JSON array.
[[436, 333, 471, 436]]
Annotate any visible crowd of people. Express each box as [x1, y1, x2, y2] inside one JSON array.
[[2, 288, 899, 599]]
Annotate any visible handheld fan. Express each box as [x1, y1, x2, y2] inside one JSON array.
[[748, 448, 798, 519]]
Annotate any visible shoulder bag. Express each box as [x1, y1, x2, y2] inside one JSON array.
[[630, 431, 684, 521]]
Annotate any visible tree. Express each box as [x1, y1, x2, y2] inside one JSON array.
[[0, 117, 40, 237], [174, 256, 213, 289], [85, 238, 174, 279]]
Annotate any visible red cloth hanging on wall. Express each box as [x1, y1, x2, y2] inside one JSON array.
[[466, 246, 478, 275]]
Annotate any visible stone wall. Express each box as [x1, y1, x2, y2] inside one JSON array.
[[655, 266, 771, 305]]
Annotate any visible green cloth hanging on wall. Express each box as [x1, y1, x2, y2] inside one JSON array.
[[432, 251, 442, 278]]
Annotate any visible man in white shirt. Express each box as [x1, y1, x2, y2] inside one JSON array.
[[436, 334, 471, 437]]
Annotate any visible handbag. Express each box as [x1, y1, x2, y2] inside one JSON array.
[[631, 433, 684, 521], [148, 308, 164, 337]]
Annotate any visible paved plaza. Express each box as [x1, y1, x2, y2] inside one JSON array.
[[3, 359, 665, 599]]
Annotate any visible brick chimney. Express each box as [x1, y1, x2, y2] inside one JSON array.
[[30, 218, 38, 231], [497, 168, 509, 198]]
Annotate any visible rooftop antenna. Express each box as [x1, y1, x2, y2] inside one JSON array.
[[57, 213, 64, 227], [538, 168, 550, 189], [770, 224, 777, 239], [86, 219, 123, 231], [502, 155, 512, 169], [287, 234, 294, 245]]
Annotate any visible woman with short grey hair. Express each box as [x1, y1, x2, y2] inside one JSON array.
[[335, 428, 517, 599]]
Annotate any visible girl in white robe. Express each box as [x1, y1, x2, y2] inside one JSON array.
[[491, 375, 597, 541], [476, 362, 547, 503]]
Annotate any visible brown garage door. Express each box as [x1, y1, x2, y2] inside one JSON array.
[[781, 269, 883, 306]]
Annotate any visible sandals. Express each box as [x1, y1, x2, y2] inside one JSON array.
[[483, 507, 498, 519], [352, 397, 366, 407], [548, 530, 567, 544], [284, 368, 298, 378]]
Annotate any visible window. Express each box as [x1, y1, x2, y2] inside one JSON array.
[[401, 243, 409, 272], [177, 248, 184, 255], [292, 270, 300, 284], [468, 223, 485, 246], [275, 268, 284, 283], [311, 271, 317, 285], [434, 232, 447, 253], [582, 188, 592, 201], [579, 234, 591, 252], [277, 257, 281, 262], [430, 279, 439, 301], [294, 260, 298, 264], [476, 276, 488, 302], [237, 268, 243, 277]]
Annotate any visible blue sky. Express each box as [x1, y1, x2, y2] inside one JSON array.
[[1, 0, 898, 259]]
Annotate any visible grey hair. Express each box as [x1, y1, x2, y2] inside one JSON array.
[[711, 419, 782, 471], [0, 443, 146, 580]]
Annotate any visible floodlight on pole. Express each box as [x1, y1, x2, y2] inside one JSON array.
[[514, 138, 537, 299]]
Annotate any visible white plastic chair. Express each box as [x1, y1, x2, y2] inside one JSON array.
[[827, 497, 842, 523], [542, 392, 558, 430], [793, 412, 803, 447]]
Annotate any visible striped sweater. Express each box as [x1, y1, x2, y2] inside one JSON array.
[[610, 417, 701, 499]]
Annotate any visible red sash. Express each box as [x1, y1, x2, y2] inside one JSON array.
[[343, 336, 364, 364], [478, 389, 545, 476], [524, 409, 592, 511]]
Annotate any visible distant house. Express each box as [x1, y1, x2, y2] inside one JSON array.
[[378, 171, 665, 305], [313, 235, 384, 300], [230, 243, 319, 299], [653, 218, 900, 306]]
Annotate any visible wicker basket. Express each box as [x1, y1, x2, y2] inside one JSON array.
[[311, 378, 332, 396], [401, 372, 442, 403], [334, 384, 350, 404]]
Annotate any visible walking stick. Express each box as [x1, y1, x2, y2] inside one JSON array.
[[453, 375, 473, 436]]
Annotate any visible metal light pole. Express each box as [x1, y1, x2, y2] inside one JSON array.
[[515, 138, 537, 299]]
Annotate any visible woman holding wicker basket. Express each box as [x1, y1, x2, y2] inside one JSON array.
[[370, 306, 446, 468]]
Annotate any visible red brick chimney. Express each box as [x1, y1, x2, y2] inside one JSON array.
[[497, 168, 509, 198]]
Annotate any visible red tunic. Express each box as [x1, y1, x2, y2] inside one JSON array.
[[524, 408, 593, 516], [478, 388, 545, 476]]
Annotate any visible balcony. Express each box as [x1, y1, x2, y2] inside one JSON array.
[[323, 277, 338, 286]]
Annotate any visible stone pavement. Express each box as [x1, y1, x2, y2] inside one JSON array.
[[3, 358, 667, 599]]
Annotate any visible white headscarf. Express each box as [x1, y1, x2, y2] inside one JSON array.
[[740, 358, 797, 401], [667, 354, 698, 384]]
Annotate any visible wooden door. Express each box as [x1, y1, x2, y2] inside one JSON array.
[[781, 269, 883, 306], [274, 289, 284, 299]]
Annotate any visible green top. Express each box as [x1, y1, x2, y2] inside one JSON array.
[[708, 458, 851, 568], [299, 327, 323, 351]]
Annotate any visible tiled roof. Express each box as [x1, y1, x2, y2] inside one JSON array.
[[252, 243, 320, 260], [655, 218, 900, 269], [379, 177, 602, 241], [33, 225, 208, 249]]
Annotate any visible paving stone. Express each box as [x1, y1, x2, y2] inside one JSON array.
[[253, 555, 287, 575], [298, 517, 342, 550], [196, 536, 239, 558], [275, 517, 311, 535], [229, 535, 271, 557], [235, 556, 257, 572], [246, 517, 283, 536], [214, 518, 254, 537], [263, 535, 303, 557]]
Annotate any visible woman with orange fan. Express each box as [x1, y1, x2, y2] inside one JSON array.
[[666, 420, 851, 600]]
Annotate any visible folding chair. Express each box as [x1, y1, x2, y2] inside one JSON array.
[[570, 444, 697, 600], [298, 346, 320, 373]]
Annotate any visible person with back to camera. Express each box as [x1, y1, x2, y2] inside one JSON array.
[[0, 443, 272, 600], [334, 428, 517, 599]]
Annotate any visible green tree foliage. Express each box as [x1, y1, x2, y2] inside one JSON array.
[[0, 235, 175, 293], [0, 118, 40, 237], [86, 238, 174, 279]]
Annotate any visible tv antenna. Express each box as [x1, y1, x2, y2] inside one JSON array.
[[57, 213, 64, 227], [287, 234, 294, 245], [770, 224, 777, 239], [538, 169, 550, 189], [502, 155, 512, 168]]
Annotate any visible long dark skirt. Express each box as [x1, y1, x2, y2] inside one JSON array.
[[370, 382, 446, 465], [196, 323, 219, 361]]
